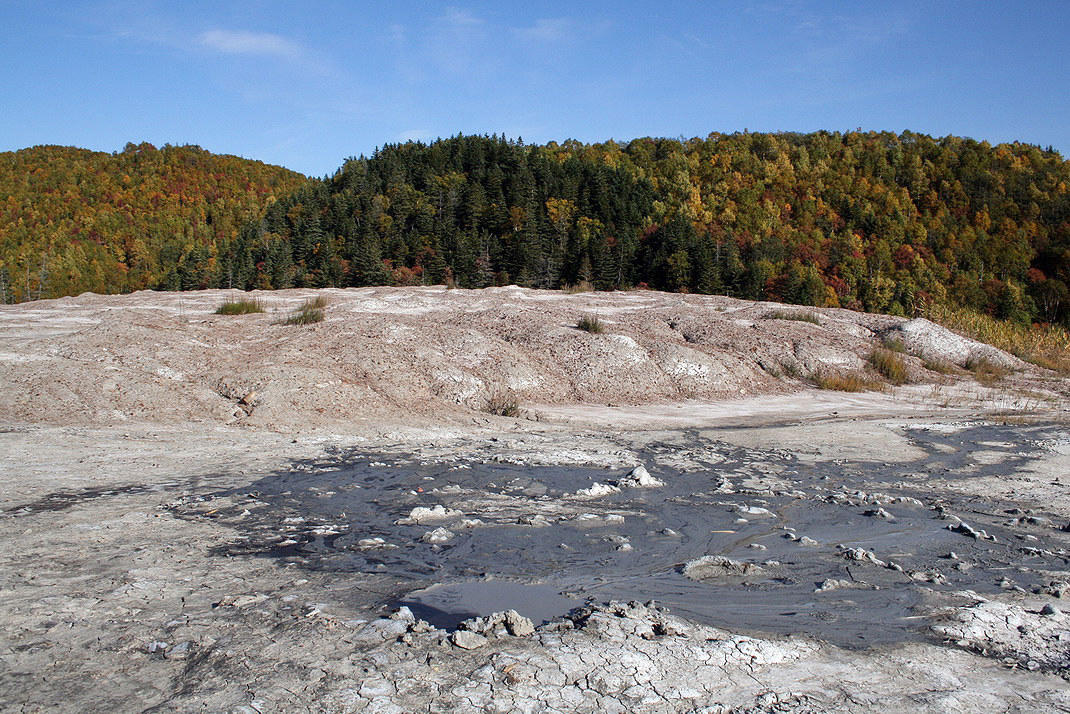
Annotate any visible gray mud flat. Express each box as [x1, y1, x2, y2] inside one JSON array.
[[171, 422, 1070, 649], [3, 417, 1069, 713]]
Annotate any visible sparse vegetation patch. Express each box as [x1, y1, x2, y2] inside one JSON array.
[[576, 314, 605, 334], [927, 304, 1070, 374], [869, 348, 910, 385], [882, 336, 907, 353], [767, 310, 820, 325], [811, 371, 883, 392], [966, 356, 1012, 386], [922, 358, 956, 375], [279, 296, 327, 325], [215, 297, 264, 315], [484, 391, 521, 417], [563, 281, 595, 294]]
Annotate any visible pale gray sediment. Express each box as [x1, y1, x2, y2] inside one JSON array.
[[2, 418, 1069, 712], [1, 288, 1069, 712], [163, 422, 1070, 651]]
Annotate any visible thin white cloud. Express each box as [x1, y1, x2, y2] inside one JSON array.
[[198, 29, 303, 60], [441, 7, 484, 30], [514, 18, 571, 44]]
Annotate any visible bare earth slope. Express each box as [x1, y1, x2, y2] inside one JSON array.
[[0, 286, 1061, 431], [1, 287, 1068, 713]]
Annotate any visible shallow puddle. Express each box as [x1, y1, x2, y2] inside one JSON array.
[[393, 581, 581, 630], [178, 422, 1070, 647]]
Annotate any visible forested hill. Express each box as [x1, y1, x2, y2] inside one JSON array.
[[0, 142, 306, 301], [3, 132, 1070, 329], [228, 132, 1070, 327]]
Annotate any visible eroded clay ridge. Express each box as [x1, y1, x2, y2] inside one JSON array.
[[0, 286, 1052, 431]]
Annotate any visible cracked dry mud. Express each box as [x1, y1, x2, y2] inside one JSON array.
[[1, 287, 1070, 713]]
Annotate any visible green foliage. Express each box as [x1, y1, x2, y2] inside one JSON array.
[[280, 296, 327, 325], [215, 297, 264, 315], [7, 131, 1070, 340], [868, 347, 911, 385], [576, 314, 605, 333], [0, 143, 305, 301]]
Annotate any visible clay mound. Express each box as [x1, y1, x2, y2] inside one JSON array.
[[883, 318, 1024, 370], [0, 286, 1034, 431], [683, 555, 766, 580]]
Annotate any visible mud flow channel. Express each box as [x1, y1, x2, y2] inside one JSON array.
[[172, 423, 1070, 649]]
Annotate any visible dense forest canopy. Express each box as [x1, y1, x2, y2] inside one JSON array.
[[0, 142, 305, 301], [2, 132, 1069, 328]]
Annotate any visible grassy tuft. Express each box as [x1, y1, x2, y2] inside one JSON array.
[[279, 296, 328, 325], [926, 304, 1070, 374], [922, 358, 957, 375], [966, 356, 1012, 386], [767, 310, 820, 325], [811, 370, 884, 392], [215, 297, 264, 315], [484, 391, 521, 417], [576, 314, 605, 334], [563, 280, 595, 294], [882, 336, 908, 353], [868, 347, 910, 385]]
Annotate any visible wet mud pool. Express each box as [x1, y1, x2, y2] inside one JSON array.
[[171, 422, 1070, 648]]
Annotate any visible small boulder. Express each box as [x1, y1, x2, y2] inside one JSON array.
[[420, 527, 454, 544], [451, 630, 488, 650], [396, 505, 462, 525], [574, 482, 621, 498], [615, 465, 664, 488], [504, 610, 536, 636]]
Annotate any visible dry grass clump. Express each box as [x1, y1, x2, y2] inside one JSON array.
[[926, 304, 1070, 374], [882, 336, 908, 353], [868, 347, 910, 385], [215, 297, 264, 315], [810, 370, 884, 392], [966, 356, 1012, 386], [576, 314, 605, 334], [767, 310, 820, 325], [484, 391, 521, 417], [763, 361, 804, 380], [922, 358, 957, 375], [279, 296, 328, 325], [563, 281, 595, 294]]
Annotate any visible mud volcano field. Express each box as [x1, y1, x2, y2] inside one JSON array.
[[177, 422, 1070, 650], [1, 287, 1069, 712]]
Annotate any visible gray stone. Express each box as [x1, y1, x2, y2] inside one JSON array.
[[615, 465, 664, 488], [451, 630, 488, 649], [504, 609, 536, 637]]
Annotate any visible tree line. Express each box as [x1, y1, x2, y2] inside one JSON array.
[[2, 132, 1068, 328], [0, 142, 304, 302]]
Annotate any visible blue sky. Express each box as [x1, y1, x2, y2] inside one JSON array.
[[1, 1, 1067, 176]]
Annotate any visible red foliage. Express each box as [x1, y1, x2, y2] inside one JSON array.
[[893, 245, 915, 269], [1026, 267, 1047, 284]]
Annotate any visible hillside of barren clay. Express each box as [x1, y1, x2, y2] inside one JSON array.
[[1, 286, 1065, 433]]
